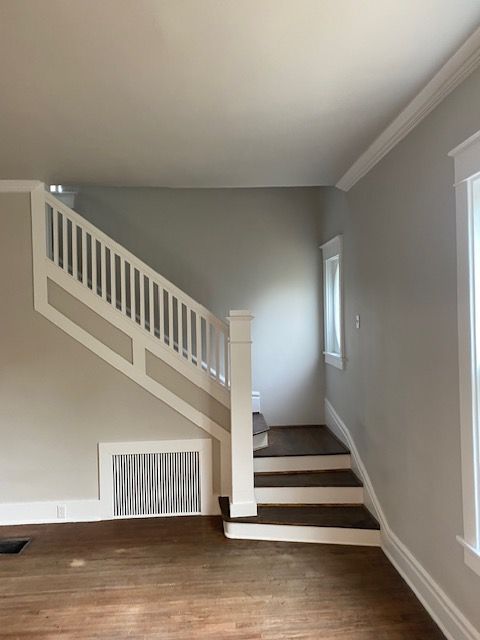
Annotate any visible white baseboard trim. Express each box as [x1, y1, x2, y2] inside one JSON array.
[[0, 499, 102, 526], [0, 496, 221, 527], [325, 398, 480, 640]]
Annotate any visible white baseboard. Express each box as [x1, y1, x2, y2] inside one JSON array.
[[325, 398, 480, 640], [0, 496, 221, 526], [0, 499, 102, 526]]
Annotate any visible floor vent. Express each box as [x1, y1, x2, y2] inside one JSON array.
[[112, 451, 200, 517], [99, 439, 213, 518], [0, 539, 30, 554]]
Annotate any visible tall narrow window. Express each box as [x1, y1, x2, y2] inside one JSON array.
[[450, 131, 480, 576], [321, 235, 344, 369]]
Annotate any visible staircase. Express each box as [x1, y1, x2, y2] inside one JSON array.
[[220, 423, 381, 546], [28, 183, 380, 545]]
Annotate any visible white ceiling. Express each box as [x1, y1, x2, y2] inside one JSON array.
[[1, 0, 480, 187]]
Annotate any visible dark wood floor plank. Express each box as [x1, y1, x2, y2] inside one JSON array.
[[253, 425, 349, 458], [255, 469, 363, 487], [0, 516, 444, 639]]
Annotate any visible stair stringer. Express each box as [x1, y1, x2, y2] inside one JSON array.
[[30, 186, 232, 496]]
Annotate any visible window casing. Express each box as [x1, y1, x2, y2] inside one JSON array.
[[450, 131, 480, 577], [321, 235, 345, 370]]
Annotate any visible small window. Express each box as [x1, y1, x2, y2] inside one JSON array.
[[450, 130, 480, 577], [320, 235, 344, 369]]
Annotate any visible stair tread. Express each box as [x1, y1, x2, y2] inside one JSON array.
[[253, 413, 269, 435], [254, 469, 362, 488], [253, 425, 349, 458], [219, 497, 380, 530]]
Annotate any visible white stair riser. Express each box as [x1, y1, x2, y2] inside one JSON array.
[[254, 454, 351, 473], [253, 432, 268, 451], [254, 485, 363, 505], [223, 520, 380, 546]]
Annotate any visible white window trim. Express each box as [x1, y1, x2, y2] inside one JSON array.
[[320, 235, 345, 370], [450, 130, 480, 577]]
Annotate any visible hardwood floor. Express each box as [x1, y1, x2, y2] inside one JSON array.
[[0, 516, 444, 639]]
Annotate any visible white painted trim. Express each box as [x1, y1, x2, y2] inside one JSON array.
[[254, 485, 363, 505], [254, 453, 351, 473], [0, 180, 44, 193], [223, 520, 380, 547], [324, 351, 345, 370], [451, 141, 480, 578], [325, 398, 480, 640], [321, 235, 345, 369], [336, 26, 480, 191], [98, 439, 216, 519], [0, 499, 101, 525]]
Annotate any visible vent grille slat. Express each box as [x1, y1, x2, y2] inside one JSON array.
[[112, 451, 201, 517]]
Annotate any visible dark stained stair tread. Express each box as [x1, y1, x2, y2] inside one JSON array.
[[219, 497, 380, 530], [253, 425, 349, 458], [253, 412, 269, 435], [254, 469, 362, 488]]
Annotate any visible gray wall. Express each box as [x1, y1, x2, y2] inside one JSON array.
[[75, 187, 324, 425], [318, 66, 480, 628], [0, 193, 207, 503]]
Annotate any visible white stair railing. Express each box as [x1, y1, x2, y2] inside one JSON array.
[[30, 185, 256, 513], [42, 191, 230, 404]]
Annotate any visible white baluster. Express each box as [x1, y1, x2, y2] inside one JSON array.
[[139, 271, 145, 328], [101, 242, 107, 301], [186, 306, 192, 362], [205, 319, 211, 375], [62, 214, 68, 271], [111, 250, 117, 308], [177, 299, 184, 356], [120, 257, 126, 313], [53, 210, 59, 266], [224, 330, 229, 387], [158, 286, 164, 342], [148, 278, 153, 333], [130, 263, 135, 320], [195, 312, 202, 367], [168, 292, 173, 348], [72, 223, 78, 280], [82, 228, 87, 285], [92, 237, 97, 294], [215, 328, 220, 381]]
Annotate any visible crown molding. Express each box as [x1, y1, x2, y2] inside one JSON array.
[[0, 180, 45, 193], [336, 26, 480, 192]]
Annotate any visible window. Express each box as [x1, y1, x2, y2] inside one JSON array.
[[320, 235, 344, 369], [450, 131, 480, 576]]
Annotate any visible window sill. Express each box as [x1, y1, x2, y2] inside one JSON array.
[[457, 536, 480, 577], [324, 352, 345, 370]]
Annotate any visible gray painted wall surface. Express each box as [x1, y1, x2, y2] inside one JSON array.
[[0, 193, 207, 503], [318, 67, 480, 628], [75, 187, 324, 425]]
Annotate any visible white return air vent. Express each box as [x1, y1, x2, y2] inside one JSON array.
[[99, 439, 214, 518]]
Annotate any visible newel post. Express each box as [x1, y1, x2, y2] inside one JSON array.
[[228, 310, 257, 518]]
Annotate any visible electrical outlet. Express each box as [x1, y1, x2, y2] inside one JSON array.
[[355, 314, 360, 329], [56, 504, 66, 520]]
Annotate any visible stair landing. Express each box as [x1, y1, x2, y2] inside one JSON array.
[[254, 425, 348, 458]]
